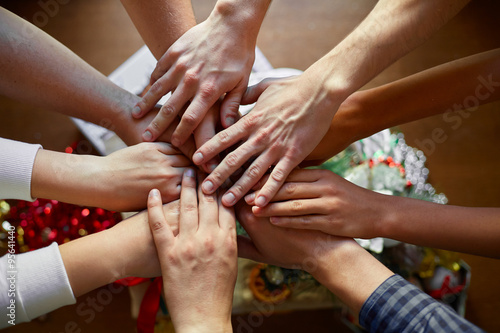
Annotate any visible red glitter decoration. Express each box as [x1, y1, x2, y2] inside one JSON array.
[[3, 198, 121, 253]]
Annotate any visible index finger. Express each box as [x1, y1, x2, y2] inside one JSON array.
[[254, 158, 297, 207]]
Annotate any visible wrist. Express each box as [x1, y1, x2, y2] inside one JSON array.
[[211, 0, 270, 42], [311, 238, 393, 314], [107, 92, 142, 145]]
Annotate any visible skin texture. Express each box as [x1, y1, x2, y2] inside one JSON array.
[[191, 0, 471, 209], [247, 168, 500, 259], [31, 142, 191, 212], [305, 48, 500, 164], [147, 171, 237, 333], [59, 199, 182, 298], [133, 0, 271, 146], [236, 203, 393, 315], [0, 7, 197, 158]]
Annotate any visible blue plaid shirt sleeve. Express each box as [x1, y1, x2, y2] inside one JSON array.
[[359, 275, 484, 333]]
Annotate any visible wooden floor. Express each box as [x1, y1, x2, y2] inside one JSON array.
[[1, 0, 499, 332]]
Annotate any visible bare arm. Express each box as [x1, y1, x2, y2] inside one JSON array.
[[0, 7, 196, 157], [194, 0, 471, 209], [308, 48, 500, 163], [251, 169, 500, 259], [59, 200, 181, 297], [119, 0, 196, 59], [31, 143, 190, 212]]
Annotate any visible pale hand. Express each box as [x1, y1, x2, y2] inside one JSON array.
[[147, 170, 237, 333], [132, 17, 255, 147], [194, 75, 340, 208]]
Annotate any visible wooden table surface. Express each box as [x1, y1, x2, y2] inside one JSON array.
[[0, 0, 499, 332]]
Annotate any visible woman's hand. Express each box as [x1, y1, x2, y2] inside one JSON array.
[[95, 142, 191, 211], [246, 169, 390, 239], [147, 170, 237, 333]]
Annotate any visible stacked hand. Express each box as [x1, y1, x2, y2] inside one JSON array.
[[147, 170, 237, 333], [245, 169, 390, 239]]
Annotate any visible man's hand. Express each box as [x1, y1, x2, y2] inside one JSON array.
[[194, 75, 341, 208], [132, 13, 255, 146]]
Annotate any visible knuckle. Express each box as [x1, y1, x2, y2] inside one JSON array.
[[253, 129, 270, 145], [218, 130, 231, 144], [203, 236, 216, 254], [290, 200, 303, 212], [231, 183, 245, 197], [225, 152, 239, 168], [174, 58, 187, 72], [284, 182, 297, 195], [199, 83, 217, 100], [209, 170, 224, 184], [182, 244, 196, 260], [247, 165, 261, 179], [160, 104, 176, 118], [150, 221, 165, 232], [150, 120, 162, 132], [182, 112, 198, 127], [183, 71, 198, 87], [202, 194, 217, 204], [183, 203, 197, 213], [149, 81, 164, 94], [271, 168, 286, 183], [243, 114, 258, 130]]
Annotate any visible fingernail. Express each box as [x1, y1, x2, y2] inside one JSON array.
[[149, 189, 160, 197], [132, 106, 141, 117], [209, 163, 217, 172], [202, 180, 214, 193], [226, 116, 235, 126], [184, 168, 195, 178], [193, 152, 204, 164], [255, 196, 267, 207], [244, 192, 255, 204], [143, 130, 153, 141], [223, 192, 236, 205]]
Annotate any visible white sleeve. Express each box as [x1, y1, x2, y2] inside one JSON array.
[[0, 242, 76, 328], [0, 138, 42, 201]]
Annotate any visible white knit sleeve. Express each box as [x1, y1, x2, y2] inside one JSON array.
[[0, 138, 42, 201], [0, 243, 76, 328]]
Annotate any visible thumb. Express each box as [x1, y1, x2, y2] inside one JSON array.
[[241, 78, 276, 105]]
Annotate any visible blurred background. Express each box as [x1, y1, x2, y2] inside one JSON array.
[[0, 0, 499, 332]]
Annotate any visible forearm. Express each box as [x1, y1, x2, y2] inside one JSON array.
[[381, 196, 500, 258], [31, 149, 107, 208], [305, 0, 471, 106], [0, 8, 139, 130], [59, 228, 122, 298], [120, 0, 196, 59], [311, 239, 393, 315], [308, 48, 500, 161]]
